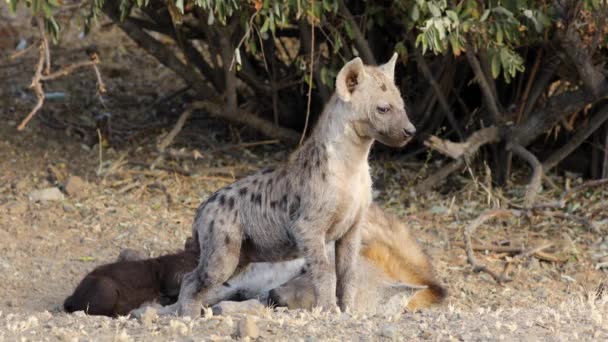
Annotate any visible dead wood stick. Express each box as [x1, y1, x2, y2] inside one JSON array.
[[424, 126, 502, 160], [413, 46, 464, 140], [542, 104, 608, 172], [212, 139, 279, 153], [190, 100, 300, 144], [128, 160, 192, 176], [40, 60, 97, 81], [337, 0, 376, 64], [527, 178, 608, 210], [464, 209, 518, 284], [157, 107, 194, 153], [17, 40, 46, 131], [10, 41, 38, 60], [507, 143, 543, 206], [464, 42, 502, 123]]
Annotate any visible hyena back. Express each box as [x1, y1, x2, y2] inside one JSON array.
[[166, 54, 415, 317]]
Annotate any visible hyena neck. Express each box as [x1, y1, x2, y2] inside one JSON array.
[[305, 94, 373, 169]]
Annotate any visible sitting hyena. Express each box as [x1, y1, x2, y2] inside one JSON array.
[[160, 54, 416, 316]]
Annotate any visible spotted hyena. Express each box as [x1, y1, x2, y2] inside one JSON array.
[[158, 53, 415, 317]]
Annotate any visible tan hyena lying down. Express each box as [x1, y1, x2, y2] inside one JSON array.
[[127, 203, 445, 315]]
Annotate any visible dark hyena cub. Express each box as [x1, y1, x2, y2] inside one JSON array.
[[160, 53, 415, 317], [63, 238, 198, 317]]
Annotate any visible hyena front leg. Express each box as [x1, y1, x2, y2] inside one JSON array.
[[335, 223, 361, 312], [160, 221, 242, 317], [295, 220, 336, 310]]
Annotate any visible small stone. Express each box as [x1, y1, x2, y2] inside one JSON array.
[[212, 299, 265, 316], [64, 176, 89, 198], [379, 324, 400, 341], [237, 316, 259, 339], [62, 203, 76, 213], [29, 187, 64, 202], [139, 306, 158, 327]]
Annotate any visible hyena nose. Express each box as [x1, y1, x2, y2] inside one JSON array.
[[403, 125, 416, 137], [267, 289, 286, 307]]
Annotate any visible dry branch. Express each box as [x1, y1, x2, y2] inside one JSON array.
[[191, 100, 300, 144], [424, 126, 502, 159], [507, 143, 542, 206], [464, 209, 518, 284], [542, 104, 608, 171], [337, 0, 376, 64], [413, 47, 464, 140], [157, 107, 193, 153], [464, 42, 501, 123]]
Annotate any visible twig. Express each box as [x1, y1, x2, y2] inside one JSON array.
[[337, 0, 376, 64], [300, 1, 315, 146], [424, 126, 503, 160], [17, 32, 107, 131], [96, 129, 104, 175], [157, 107, 194, 153], [10, 41, 38, 60], [17, 40, 46, 131], [128, 160, 192, 176], [527, 178, 608, 210], [542, 104, 608, 172], [464, 209, 518, 284], [464, 41, 501, 123], [212, 139, 279, 153], [515, 50, 543, 123], [456, 242, 560, 262], [190, 100, 300, 144], [507, 143, 543, 206], [413, 46, 464, 140], [37, 16, 51, 74]]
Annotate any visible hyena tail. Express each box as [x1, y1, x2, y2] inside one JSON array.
[[360, 204, 447, 311]]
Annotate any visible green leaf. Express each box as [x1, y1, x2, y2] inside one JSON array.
[[410, 4, 420, 21], [344, 20, 355, 39], [491, 52, 501, 79], [446, 10, 459, 23], [428, 2, 442, 17], [176, 0, 184, 13], [9, 0, 20, 13], [260, 17, 270, 33], [496, 26, 503, 44], [480, 9, 490, 22], [434, 19, 446, 40]]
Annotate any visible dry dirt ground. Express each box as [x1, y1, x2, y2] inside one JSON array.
[[1, 6, 607, 341]]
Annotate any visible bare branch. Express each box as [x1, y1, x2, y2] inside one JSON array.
[[557, 22, 606, 97], [157, 107, 194, 153], [337, 0, 376, 64], [300, 3, 315, 146], [542, 104, 608, 171], [507, 143, 542, 206], [464, 41, 502, 123], [424, 126, 503, 160], [464, 209, 518, 284], [413, 47, 464, 140], [191, 100, 300, 144], [17, 41, 46, 131]]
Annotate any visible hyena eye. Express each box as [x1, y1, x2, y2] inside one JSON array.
[[376, 106, 390, 114]]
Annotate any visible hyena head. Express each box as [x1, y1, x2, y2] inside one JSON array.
[[336, 53, 415, 147]]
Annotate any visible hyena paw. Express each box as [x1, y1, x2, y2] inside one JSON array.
[[176, 302, 202, 318], [315, 297, 338, 312]]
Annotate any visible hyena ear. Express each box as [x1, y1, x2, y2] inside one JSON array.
[[336, 57, 365, 102], [379, 52, 398, 82]]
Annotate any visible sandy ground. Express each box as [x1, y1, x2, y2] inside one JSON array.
[[1, 4, 607, 340]]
